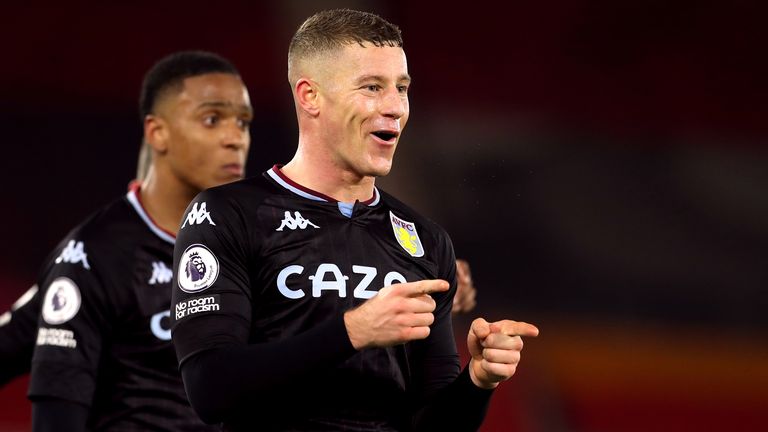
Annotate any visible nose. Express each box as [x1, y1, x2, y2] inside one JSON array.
[[380, 87, 407, 120], [222, 121, 249, 151]]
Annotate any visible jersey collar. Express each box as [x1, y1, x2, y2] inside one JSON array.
[[266, 165, 380, 206], [126, 182, 176, 245]]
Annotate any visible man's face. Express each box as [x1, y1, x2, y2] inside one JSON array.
[[317, 44, 410, 178], [158, 73, 253, 191]]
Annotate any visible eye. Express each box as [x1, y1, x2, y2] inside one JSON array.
[[237, 117, 252, 130], [397, 85, 409, 94], [363, 84, 380, 92], [203, 114, 219, 127]]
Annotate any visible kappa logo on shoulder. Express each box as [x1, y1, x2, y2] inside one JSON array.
[[148, 261, 172, 285], [55, 240, 91, 269], [182, 202, 216, 229], [276, 211, 319, 231]]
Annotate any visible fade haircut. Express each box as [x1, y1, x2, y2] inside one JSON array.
[[139, 50, 240, 119], [288, 9, 403, 85]]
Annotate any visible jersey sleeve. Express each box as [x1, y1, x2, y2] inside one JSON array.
[[409, 228, 493, 430], [28, 239, 112, 406], [171, 190, 254, 365], [0, 285, 40, 385]]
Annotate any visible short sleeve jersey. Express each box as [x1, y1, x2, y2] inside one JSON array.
[[28, 185, 217, 431], [172, 166, 460, 430]]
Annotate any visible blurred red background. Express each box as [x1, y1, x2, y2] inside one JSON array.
[[2, 1, 767, 431]]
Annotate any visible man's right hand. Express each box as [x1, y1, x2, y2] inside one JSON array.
[[343, 279, 450, 350]]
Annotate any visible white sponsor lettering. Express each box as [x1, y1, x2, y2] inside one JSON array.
[[175, 295, 220, 320], [276, 264, 408, 299], [150, 310, 171, 340], [384, 271, 407, 286], [276, 211, 319, 231], [55, 240, 91, 269], [277, 265, 304, 299], [309, 263, 349, 297], [182, 202, 216, 228], [36, 328, 77, 348], [149, 261, 173, 285], [352, 265, 379, 299]]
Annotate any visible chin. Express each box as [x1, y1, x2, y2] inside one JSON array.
[[365, 158, 393, 177]]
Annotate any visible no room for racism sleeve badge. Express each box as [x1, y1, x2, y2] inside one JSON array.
[[177, 244, 220, 293], [389, 211, 425, 258]]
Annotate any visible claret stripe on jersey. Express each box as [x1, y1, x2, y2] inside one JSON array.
[[266, 164, 380, 206], [127, 183, 176, 245]]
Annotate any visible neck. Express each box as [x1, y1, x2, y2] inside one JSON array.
[[140, 165, 199, 235], [281, 137, 375, 203]]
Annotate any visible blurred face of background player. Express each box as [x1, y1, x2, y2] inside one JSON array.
[[298, 43, 410, 180], [145, 73, 253, 194]]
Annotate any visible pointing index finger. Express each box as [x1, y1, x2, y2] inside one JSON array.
[[495, 320, 540, 338], [410, 279, 450, 297]]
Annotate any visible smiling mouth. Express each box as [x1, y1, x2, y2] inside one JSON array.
[[372, 131, 398, 142]]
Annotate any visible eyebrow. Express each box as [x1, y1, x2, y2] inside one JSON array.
[[354, 74, 412, 85], [195, 101, 253, 115]]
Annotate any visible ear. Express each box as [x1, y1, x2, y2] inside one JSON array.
[[295, 78, 320, 117], [144, 115, 169, 154]]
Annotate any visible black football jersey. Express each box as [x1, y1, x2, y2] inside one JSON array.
[[0, 284, 40, 385], [28, 185, 217, 431], [172, 166, 461, 431]]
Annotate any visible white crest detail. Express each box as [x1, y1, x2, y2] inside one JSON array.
[[276, 211, 319, 231], [149, 261, 173, 285], [177, 244, 220, 293], [182, 202, 216, 228], [55, 240, 91, 269], [42, 277, 81, 325]]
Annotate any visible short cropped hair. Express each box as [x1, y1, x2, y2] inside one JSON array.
[[136, 51, 240, 180], [139, 50, 239, 119], [288, 9, 403, 84]]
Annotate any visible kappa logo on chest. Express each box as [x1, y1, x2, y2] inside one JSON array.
[[148, 261, 173, 285], [276, 211, 319, 231]]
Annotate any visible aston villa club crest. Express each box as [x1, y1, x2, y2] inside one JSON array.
[[389, 211, 424, 257], [177, 244, 220, 293]]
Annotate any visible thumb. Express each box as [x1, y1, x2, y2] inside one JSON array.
[[469, 317, 491, 340]]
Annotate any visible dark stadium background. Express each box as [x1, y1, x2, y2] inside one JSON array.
[[2, 1, 767, 431]]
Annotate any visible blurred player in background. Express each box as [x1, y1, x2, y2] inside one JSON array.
[[26, 50, 251, 431]]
